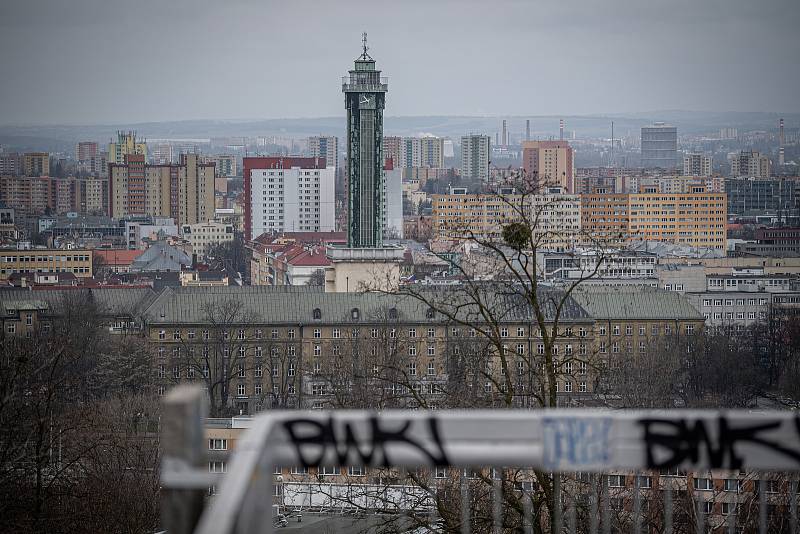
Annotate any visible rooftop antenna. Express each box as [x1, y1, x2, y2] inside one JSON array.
[[359, 32, 372, 60]]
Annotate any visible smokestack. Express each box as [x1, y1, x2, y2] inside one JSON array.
[[779, 118, 786, 166], [559, 119, 565, 141], [525, 119, 530, 142], [502, 120, 507, 147], [495, 131, 499, 146]]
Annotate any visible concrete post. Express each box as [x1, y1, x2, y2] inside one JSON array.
[[162, 386, 208, 534]]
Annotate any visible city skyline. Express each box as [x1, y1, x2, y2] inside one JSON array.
[[1, 0, 799, 125]]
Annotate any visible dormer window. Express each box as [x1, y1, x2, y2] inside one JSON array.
[[388, 307, 398, 320], [426, 308, 435, 319], [351, 308, 360, 320], [313, 308, 321, 320]]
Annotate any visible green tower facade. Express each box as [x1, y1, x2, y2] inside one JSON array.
[[342, 34, 388, 248]]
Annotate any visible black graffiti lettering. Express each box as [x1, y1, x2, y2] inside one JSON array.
[[639, 416, 800, 469], [282, 416, 449, 468]]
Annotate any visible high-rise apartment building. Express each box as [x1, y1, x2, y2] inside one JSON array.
[[242, 156, 335, 240], [0, 153, 23, 176], [380, 136, 444, 169], [730, 150, 771, 178], [582, 191, 727, 249], [0, 176, 108, 216], [108, 153, 214, 226], [641, 123, 678, 169], [108, 131, 147, 165], [342, 38, 388, 248], [420, 137, 444, 168], [76, 142, 98, 162], [683, 153, 712, 176], [382, 136, 403, 167], [522, 140, 575, 192], [460, 135, 491, 181], [23, 152, 50, 177], [307, 136, 338, 170]]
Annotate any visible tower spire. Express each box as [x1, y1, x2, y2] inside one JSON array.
[[359, 32, 372, 60]]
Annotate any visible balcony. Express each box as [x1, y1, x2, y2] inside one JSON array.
[[341, 76, 388, 93]]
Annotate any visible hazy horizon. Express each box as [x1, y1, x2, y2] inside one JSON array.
[[1, 0, 799, 125]]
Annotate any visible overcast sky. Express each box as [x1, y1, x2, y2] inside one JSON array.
[[1, 0, 798, 125]]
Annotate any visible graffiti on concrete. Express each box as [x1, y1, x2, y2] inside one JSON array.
[[283, 415, 449, 468]]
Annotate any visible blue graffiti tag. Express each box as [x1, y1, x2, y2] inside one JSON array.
[[542, 417, 612, 470]]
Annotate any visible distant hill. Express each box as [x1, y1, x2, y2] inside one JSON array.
[[1, 111, 797, 153]]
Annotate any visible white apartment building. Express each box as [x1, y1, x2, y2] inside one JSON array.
[[461, 135, 491, 181], [248, 165, 335, 237], [683, 153, 712, 177], [181, 220, 234, 260]]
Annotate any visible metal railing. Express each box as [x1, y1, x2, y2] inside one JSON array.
[[161, 386, 800, 534]]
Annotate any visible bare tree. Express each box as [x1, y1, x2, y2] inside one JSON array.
[[170, 297, 262, 416]]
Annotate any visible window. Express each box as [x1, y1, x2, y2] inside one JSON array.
[[693, 478, 713, 490], [721, 503, 733, 515], [313, 308, 321, 320], [435, 467, 447, 479], [636, 475, 651, 488], [348, 466, 364, 476], [625, 324, 632, 336], [409, 362, 417, 376], [409, 328, 416, 338], [351, 308, 360, 320], [427, 345, 435, 356], [173, 365, 180, 379], [237, 364, 245, 378], [371, 328, 378, 338], [237, 383, 246, 396], [608, 474, 624, 487], [287, 329, 295, 339], [271, 329, 279, 339], [564, 381, 572, 392], [158, 330, 165, 340], [427, 361, 435, 376], [723, 479, 741, 492], [702, 501, 713, 514], [237, 329, 245, 340], [25, 313, 32, 326], [518, 327, 525, 337], [427, 327, 435, 338], [255, 329, 262, 339], [209, 461, 226, 473], [599, 326, 607, 336], [320, 466, 339, 476], [579, 381, 587, 392], [209, 439, 227, 450], [500, 327, 508, 338], [332, 328, 340, 339], [685, 325, 695, 336]]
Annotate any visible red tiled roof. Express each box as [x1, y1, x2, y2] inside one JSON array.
[[284, 246, 331, 267], [93, 249, 142, 266]]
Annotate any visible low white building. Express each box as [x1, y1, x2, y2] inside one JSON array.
[[181, 220, 234, 261]]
